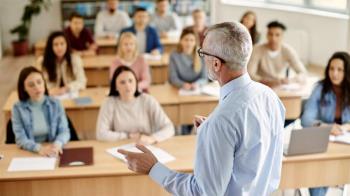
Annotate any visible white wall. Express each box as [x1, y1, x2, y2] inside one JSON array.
[[213, 1, 349, 67], [0, 0, 62, 53]]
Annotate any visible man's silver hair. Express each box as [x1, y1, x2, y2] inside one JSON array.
[[205, 22, 252, 71]]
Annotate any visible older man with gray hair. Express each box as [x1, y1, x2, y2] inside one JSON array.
[[119, 22, 285, 196]]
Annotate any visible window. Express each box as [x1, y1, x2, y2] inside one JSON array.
[[223, 0, 349, 14], [269, 0, 304, 5], [310, 0, 348, 11]]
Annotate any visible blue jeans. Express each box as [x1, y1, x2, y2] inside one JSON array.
[[309, 187, 328, 196]]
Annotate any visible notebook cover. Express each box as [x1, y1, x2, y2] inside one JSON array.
[[59, 147, 93, 167]]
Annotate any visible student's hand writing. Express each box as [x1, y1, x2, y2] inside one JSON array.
[[182, 83, 192, 90], [331, 124, 343, 136], [118, 144, 158, 174], [150, 49, 160, 56]]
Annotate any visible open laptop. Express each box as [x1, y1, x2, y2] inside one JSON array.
[[284, 126, 332, 156]]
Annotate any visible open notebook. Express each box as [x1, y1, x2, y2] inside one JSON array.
[[330, 132, 350, 144]]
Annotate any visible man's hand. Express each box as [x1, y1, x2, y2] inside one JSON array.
[[193, 115, 207, 128], [118, 144, 158, 174]]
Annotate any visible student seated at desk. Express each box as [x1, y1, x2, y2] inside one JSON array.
[[247, 21, 307, 87], [94, 0, 130, 38], [12, 67, 70, 157], [121, 7, 162, 55], [37, 31, 87, 96], [301, 52, 350, 196], [110, 32, 150, 91], [240, 10, 260, 45], [64, 12, 98, 56], [96, 66, 174, 144], [150, 0, 181, 38], [169, 27, 207, 90], [186, 9, 208, 47]]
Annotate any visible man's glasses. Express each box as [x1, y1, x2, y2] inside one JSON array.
[[197, 48, 226, 64]]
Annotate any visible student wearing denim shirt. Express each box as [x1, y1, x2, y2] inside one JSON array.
[[301, 52, 350, 196], [12, 67, 70, 157]]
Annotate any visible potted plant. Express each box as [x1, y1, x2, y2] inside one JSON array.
[[10, 0, 51, 56]]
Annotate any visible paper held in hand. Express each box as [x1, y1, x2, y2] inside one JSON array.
[[106, 143, 175, 164]]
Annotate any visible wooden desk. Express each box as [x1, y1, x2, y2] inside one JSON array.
[[1, 136, 350, 196], [34, 37, 179, 56], [82, 54, 169, 86], [2, 85, 217, 139], [0, 136, 194, 196], [2, 84, 307, 140]]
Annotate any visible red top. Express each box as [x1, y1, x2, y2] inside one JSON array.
[[64, 27, 95, 51]]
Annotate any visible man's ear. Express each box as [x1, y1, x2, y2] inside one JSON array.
[[214, 59, 222, 72]]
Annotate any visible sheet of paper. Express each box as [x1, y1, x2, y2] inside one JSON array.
[[179, 88, 201, 96], [143, 54, 162, 61], [8, 157, 56, 172], [54, 91, 79, 100], [106, 143, 175, 164], [201, 84, 220, 97], [330, 132, 350, 144]]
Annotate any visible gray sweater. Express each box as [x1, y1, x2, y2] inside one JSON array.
[[168, 52, 207, 88]]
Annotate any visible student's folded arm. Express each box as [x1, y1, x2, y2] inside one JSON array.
[[96, 99, 128, 141], [12, 105, 41, 152], [54, 101, 70, 148], [148, 97, 175, 142], [67, 55, 87, 92], [301, 84, 322, 127], [247, 50, 262, 82], [149, 117, 235, 196]]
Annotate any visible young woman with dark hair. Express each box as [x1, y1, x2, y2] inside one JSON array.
[[12, 66, 70, 156], [168, 27, 207, 90], [37, 31, 86, 96], [301, 51, 350, 196], [240, 11, 260, 45], [96, 66, 174, 144]]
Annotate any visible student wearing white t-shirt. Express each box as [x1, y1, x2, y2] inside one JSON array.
[[94, 0, 131, 38]]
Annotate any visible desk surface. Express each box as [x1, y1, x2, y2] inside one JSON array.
[[3, 84, 218, 112], [1, 135, 350, 189], [3, 83, 310, 115], [0, 136, 195, 181], [35, 37, 179, 49], [82, 54, 170, 69]]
